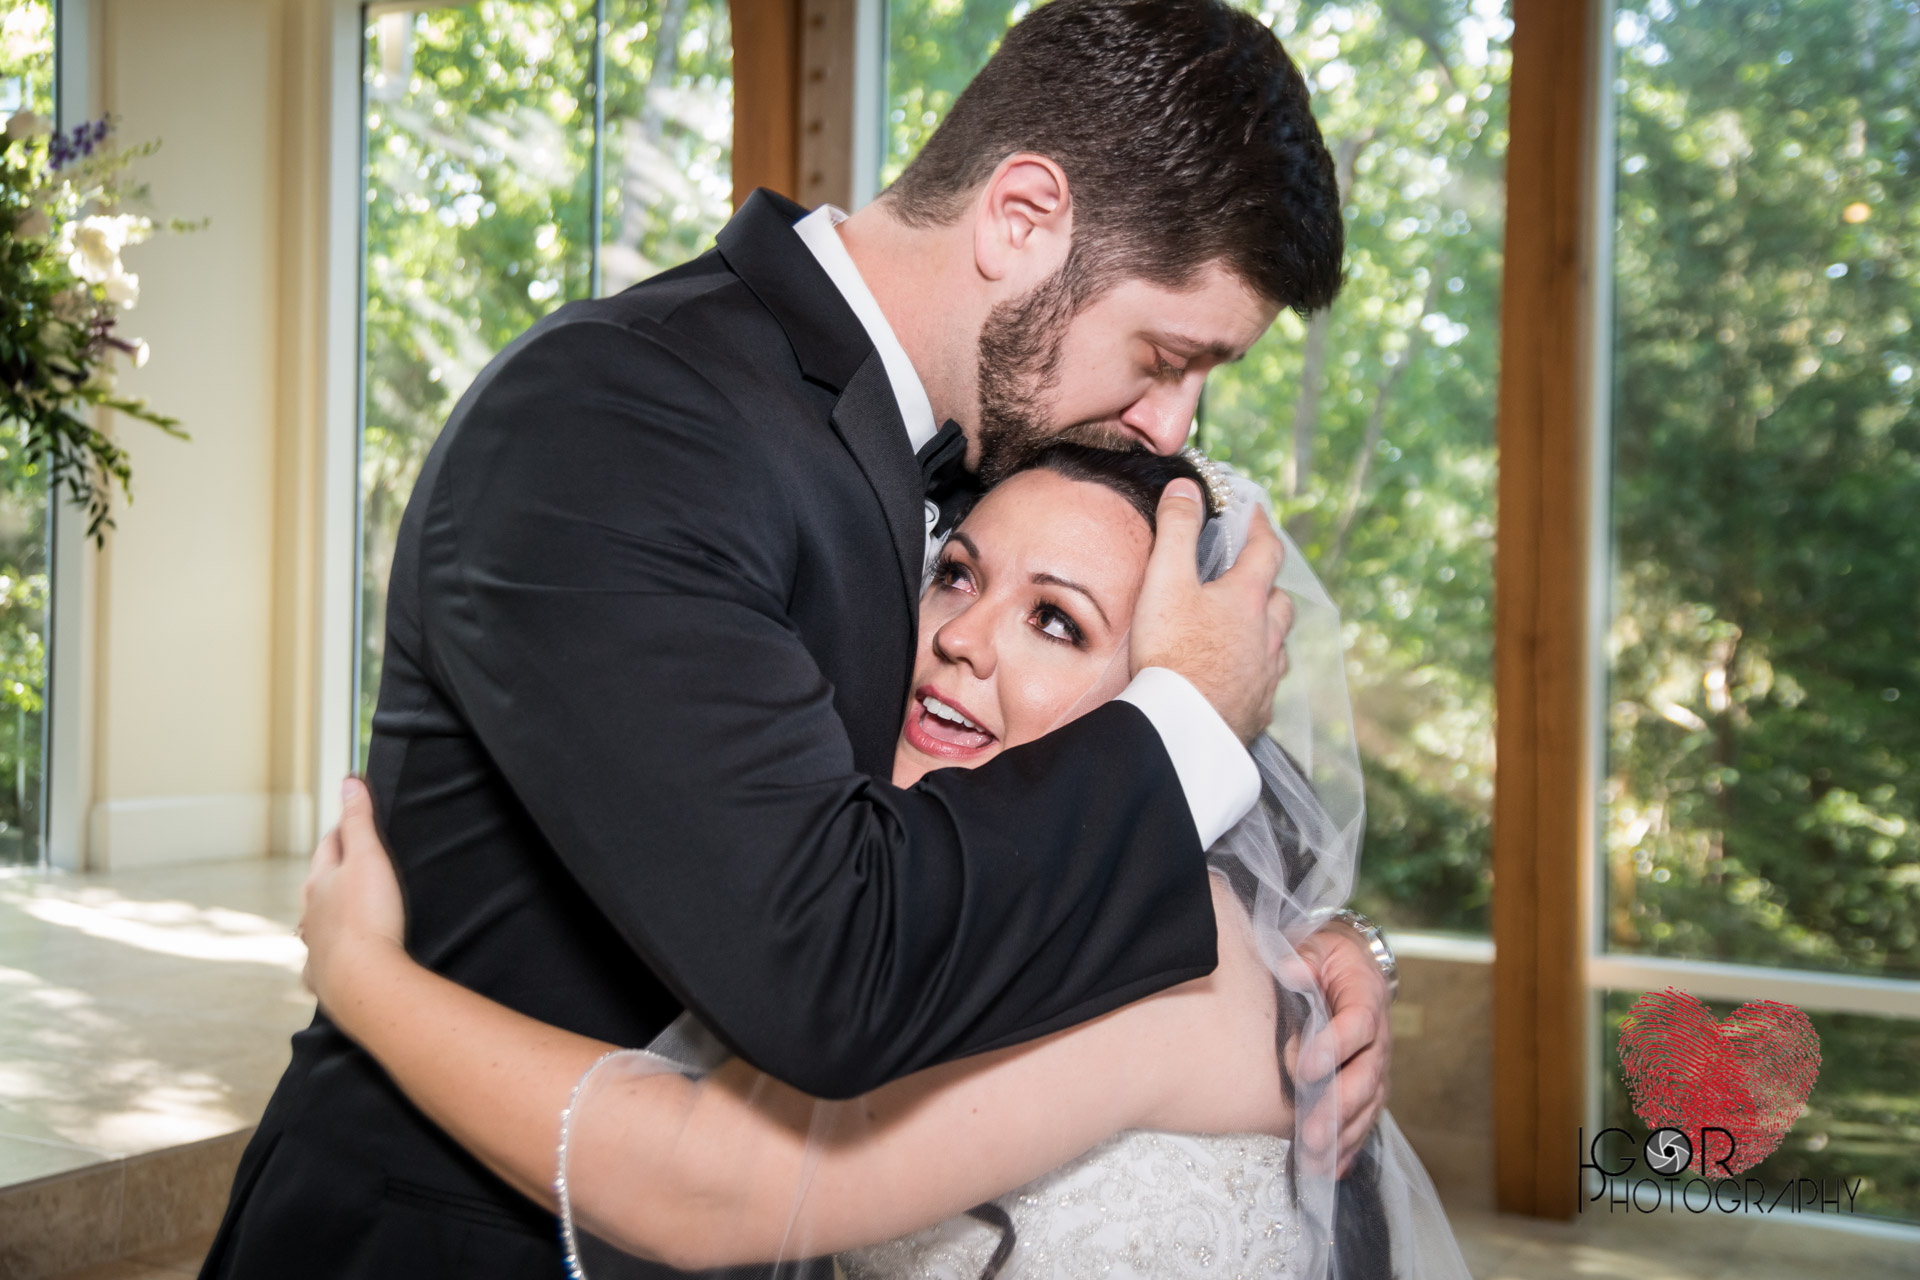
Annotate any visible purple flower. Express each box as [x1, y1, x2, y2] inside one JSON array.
[[48, 116, 113, 171]]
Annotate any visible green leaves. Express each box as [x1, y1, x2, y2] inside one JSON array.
[[1605, 0, 1920, 983]]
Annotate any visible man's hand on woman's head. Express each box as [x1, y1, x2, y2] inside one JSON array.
[[1292, 923, 1392, 1177], [1130, 480, 1295, 743], [299, 777, 409, 1016]]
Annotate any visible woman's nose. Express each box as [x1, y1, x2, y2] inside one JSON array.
[[931, 604, 997, 679], [1121, 376, 1206, 455]]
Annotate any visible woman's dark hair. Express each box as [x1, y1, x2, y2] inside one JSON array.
[[884, 0, 1344, 316], [997, 441, 1216, 532]]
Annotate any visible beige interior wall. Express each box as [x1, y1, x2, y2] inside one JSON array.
[[75, 0, 339, 868]]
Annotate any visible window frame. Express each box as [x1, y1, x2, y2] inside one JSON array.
[[44, 0, 94, 870]]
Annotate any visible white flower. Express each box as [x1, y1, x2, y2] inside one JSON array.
[[103, 272, 140, 309], [3, 111, 51, 142], [13, 206, 50, 239], [130, 339, 150, 368], [66, 214, 147, 285]]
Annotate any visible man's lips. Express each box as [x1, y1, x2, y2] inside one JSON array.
[[903, 685, 998, 759]]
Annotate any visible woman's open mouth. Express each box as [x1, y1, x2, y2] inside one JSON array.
[[903, 685, 999, 759]]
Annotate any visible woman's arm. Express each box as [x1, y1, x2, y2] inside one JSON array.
[[304, 783, 1285, 1269]]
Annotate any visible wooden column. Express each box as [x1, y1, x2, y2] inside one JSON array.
[[1490, 0, 1603, 1220], [731, 0, 859, 210], [730, 0, 800, 206], [797, 0, 858, 210]]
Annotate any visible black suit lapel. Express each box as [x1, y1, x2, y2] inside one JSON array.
[[717, 188, 925, 624], [716, 189, 870, 389], [830, 352, 926, 620]]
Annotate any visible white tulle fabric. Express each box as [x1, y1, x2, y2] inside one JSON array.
[[558, 468, 1472, 1280]]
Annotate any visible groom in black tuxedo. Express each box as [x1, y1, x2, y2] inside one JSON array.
[[204, 2, 1389, 1276]]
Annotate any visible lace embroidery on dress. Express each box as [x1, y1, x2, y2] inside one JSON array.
[[839, 1130, 1305, 1280]]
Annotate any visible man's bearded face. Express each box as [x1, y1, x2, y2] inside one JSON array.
[[972, 262, 1140, 484]]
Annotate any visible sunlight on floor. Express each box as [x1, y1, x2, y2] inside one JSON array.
[[0, 859, 311, 1184]]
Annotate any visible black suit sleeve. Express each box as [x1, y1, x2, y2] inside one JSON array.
[[415, 319, 1218, 1099]]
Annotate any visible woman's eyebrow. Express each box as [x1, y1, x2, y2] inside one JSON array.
[[949, 531, 980, 558], [1032, 572, 1110, 628]]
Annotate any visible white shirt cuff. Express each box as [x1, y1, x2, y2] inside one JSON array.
[[1116, 667, 1262, 850]]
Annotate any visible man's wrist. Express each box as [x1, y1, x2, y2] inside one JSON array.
[[1307, 907, 1398, 1001], [1116, 668, 1260, 848]]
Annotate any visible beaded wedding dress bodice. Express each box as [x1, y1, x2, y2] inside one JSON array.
[[838, 1129, 1305, 1280]]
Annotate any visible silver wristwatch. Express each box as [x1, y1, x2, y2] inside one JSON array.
[[1307, 907, 1398, 1001]]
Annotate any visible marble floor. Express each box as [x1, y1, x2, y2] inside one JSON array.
[[0, 858, 311, 1188]]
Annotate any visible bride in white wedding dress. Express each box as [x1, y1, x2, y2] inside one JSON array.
[[299, 444, 1470, 1280]]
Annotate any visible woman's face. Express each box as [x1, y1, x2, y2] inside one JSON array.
[[893, 468, 1152, 788]]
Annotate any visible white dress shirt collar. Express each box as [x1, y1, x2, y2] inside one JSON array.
[[792, 204, 940, 455]]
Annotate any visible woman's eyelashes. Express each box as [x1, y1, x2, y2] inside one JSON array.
[[1032, 601, 1086, 647], [931, 557, 977, 595]]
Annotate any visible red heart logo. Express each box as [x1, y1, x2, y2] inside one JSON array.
[[1618, 988, 1821, 1175]]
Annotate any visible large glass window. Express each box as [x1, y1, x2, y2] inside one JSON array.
[[879, 0, 1509, 934], [1599, 0, 1920, 1223], [0, 0, 56, 868], [356, 0, 732, 759]]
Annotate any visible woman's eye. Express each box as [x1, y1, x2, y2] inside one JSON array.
[[934, 559, 976, 594], [1033, 605, 1084, 645]]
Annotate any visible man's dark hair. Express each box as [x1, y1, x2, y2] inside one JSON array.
[[884, 0, 1344, 315]]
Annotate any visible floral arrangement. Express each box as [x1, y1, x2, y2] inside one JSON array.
[[1, 109, 193, 540]]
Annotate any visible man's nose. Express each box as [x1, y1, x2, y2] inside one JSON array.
[[1121, 376, 1206, 455]]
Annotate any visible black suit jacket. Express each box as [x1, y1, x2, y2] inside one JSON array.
[[203, 191, 1217, 1279]]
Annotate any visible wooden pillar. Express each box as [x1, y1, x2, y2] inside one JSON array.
[[1490, 0, 1603, 1220], [730, 0, 800, 206], [797, 0, 857, 210], [731, 0, 858, 210]]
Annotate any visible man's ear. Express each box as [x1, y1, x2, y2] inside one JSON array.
[[972, 153, 1073, 288]]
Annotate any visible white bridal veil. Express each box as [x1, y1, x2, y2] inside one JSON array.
[[557, 466, 1473, 1280]]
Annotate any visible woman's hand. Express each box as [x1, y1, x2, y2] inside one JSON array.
[[300, 777, 409, 1019]]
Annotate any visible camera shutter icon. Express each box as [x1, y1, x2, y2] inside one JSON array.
[[1644, 1128, 1693, 1176]]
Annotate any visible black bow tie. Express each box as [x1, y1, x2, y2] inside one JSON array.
[[917, 420, 980, 538]]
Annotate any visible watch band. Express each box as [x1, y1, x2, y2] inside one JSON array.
[[1307, 907, 1399, 1001]]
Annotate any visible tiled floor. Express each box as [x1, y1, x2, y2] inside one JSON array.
[[0, 859, 311, 1187]]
